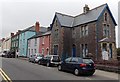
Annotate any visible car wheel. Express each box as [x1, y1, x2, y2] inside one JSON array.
[[58, 65, 62, 71], [38, 61, 41, 65], [74, 68, 79, 76], [46, 62, 50, 67]]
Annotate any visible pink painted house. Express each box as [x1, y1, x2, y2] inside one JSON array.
[[39, 31, 51, 56]]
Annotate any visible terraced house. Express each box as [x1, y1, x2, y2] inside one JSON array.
[[27, 26, 47, 57], [50, 3, 117, 61], [10, 30, 21, 57], [19, 22, 40, 57]]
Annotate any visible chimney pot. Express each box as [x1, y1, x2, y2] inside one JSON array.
[[35, 21, 40, 33], [11, 33, 14, 37], [83, 4, 89, 14]]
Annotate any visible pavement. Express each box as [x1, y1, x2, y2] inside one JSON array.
[[1, 57, 119, 80]]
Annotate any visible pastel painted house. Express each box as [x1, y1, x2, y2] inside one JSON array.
[[39, 31, 51, 56], [19, 22, 40, 57], [27, 27, 47, 56]]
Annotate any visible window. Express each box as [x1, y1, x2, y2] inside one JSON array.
[[104, 13, 107, 21], [81, 44, 85, 57], [72, 28, 76, 38], [81, 26, 84, 37], [80, 25, 88, 37], [42, 37, 45, 44], [35, 38, 37, 46], [55, 28, 59, 38], [34, 49, 36, 54], [103, 24, 110, 37], [81, 44, 88, 57], [42, 48, 44, 55], [102, 43, 107, 51], [85, 26, 88, 36], [28, 40, 31, 47], [85, 44, 88, 56], [23, 48, 24, 54], [31, 49, 33, 55]]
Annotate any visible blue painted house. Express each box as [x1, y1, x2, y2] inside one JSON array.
[[19, 22, 47, 57]]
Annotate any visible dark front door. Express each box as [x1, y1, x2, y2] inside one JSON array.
[[72, 44, 76, 57], [54, 45, 58, 55]]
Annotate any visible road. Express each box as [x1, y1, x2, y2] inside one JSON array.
[[0, 57, 119, 80]]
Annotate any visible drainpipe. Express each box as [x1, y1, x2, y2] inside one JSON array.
[[96, 21, 99, 61]]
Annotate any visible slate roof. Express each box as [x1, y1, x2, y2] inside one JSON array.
[[28, 31, 51, 40], [54, 3, 116, 27], [21, 26, 47, 33], [41, 31, 51, 36]]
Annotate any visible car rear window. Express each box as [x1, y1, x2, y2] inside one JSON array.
[[53, 56, 60, 61], [83, 59, 93, 63]]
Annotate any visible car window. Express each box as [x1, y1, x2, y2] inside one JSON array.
[[83, 59, 93, 63], [71, 58, 78, 62], [53, 56, 60, 61], [45, 56, 51, 59], [65, 58, 71, 63]]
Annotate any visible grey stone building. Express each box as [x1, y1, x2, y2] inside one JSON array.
[[50, 3, 117, 61]]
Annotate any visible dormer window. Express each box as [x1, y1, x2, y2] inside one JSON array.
[[104, 13, 107, 21]]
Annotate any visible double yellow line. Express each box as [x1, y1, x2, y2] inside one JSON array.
[[0, 68, 12, 82]]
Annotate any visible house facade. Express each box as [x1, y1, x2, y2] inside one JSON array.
[[39, 31, 51, 56], [1, 37, 11, 51], [0, 38, 5, 52], [50, 4, 117, 61], [19, 22, 40, 57], [27, 27, 47, 57], [10, 31, 21, 57]]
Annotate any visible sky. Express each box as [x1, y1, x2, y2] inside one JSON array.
[[0, 0, 119, 47]]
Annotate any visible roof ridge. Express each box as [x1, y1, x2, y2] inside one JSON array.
[[56, 12, 74, 18], [75, 3, 107, 17]]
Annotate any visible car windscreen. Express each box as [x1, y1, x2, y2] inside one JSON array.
[[53, 56, 60, 61], [82, 59, 93, 64]]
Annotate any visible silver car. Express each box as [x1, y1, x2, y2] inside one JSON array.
[[29, 53, 43, 63]]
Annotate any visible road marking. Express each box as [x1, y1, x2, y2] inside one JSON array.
[[0, 68, 12, 82], [0, 71, 8, 82]]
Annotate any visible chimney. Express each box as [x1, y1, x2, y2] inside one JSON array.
[[18, 30, 21, 33], [83, 4, 89, 14], [35, 22, 40, 33], [11, 33, 14, 37]]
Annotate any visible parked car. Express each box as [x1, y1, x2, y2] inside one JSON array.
[[38, 55, 61, 67], [5, 50, 15, 58], [58, 57, 95, 76], [1, 50, 8, 57], [29, 53, 43, 63]]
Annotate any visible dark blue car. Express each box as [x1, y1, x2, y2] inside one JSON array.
[[58, 57, 95, 76]]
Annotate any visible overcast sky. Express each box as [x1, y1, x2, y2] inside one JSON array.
[[0, 0, 119, 47]]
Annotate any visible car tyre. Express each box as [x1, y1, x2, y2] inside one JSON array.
[[58, 65, 62, 71], [38, 61, 41, 65], [47, 62, 50, 67], [74, 68, 79, 76]]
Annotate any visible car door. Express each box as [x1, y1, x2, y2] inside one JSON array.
[[69, 58, 79, 72], [63, 58, 72, 71]]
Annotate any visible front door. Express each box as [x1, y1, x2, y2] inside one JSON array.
[[54, 45, 58, 55], [72, 44, 76, 57]]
